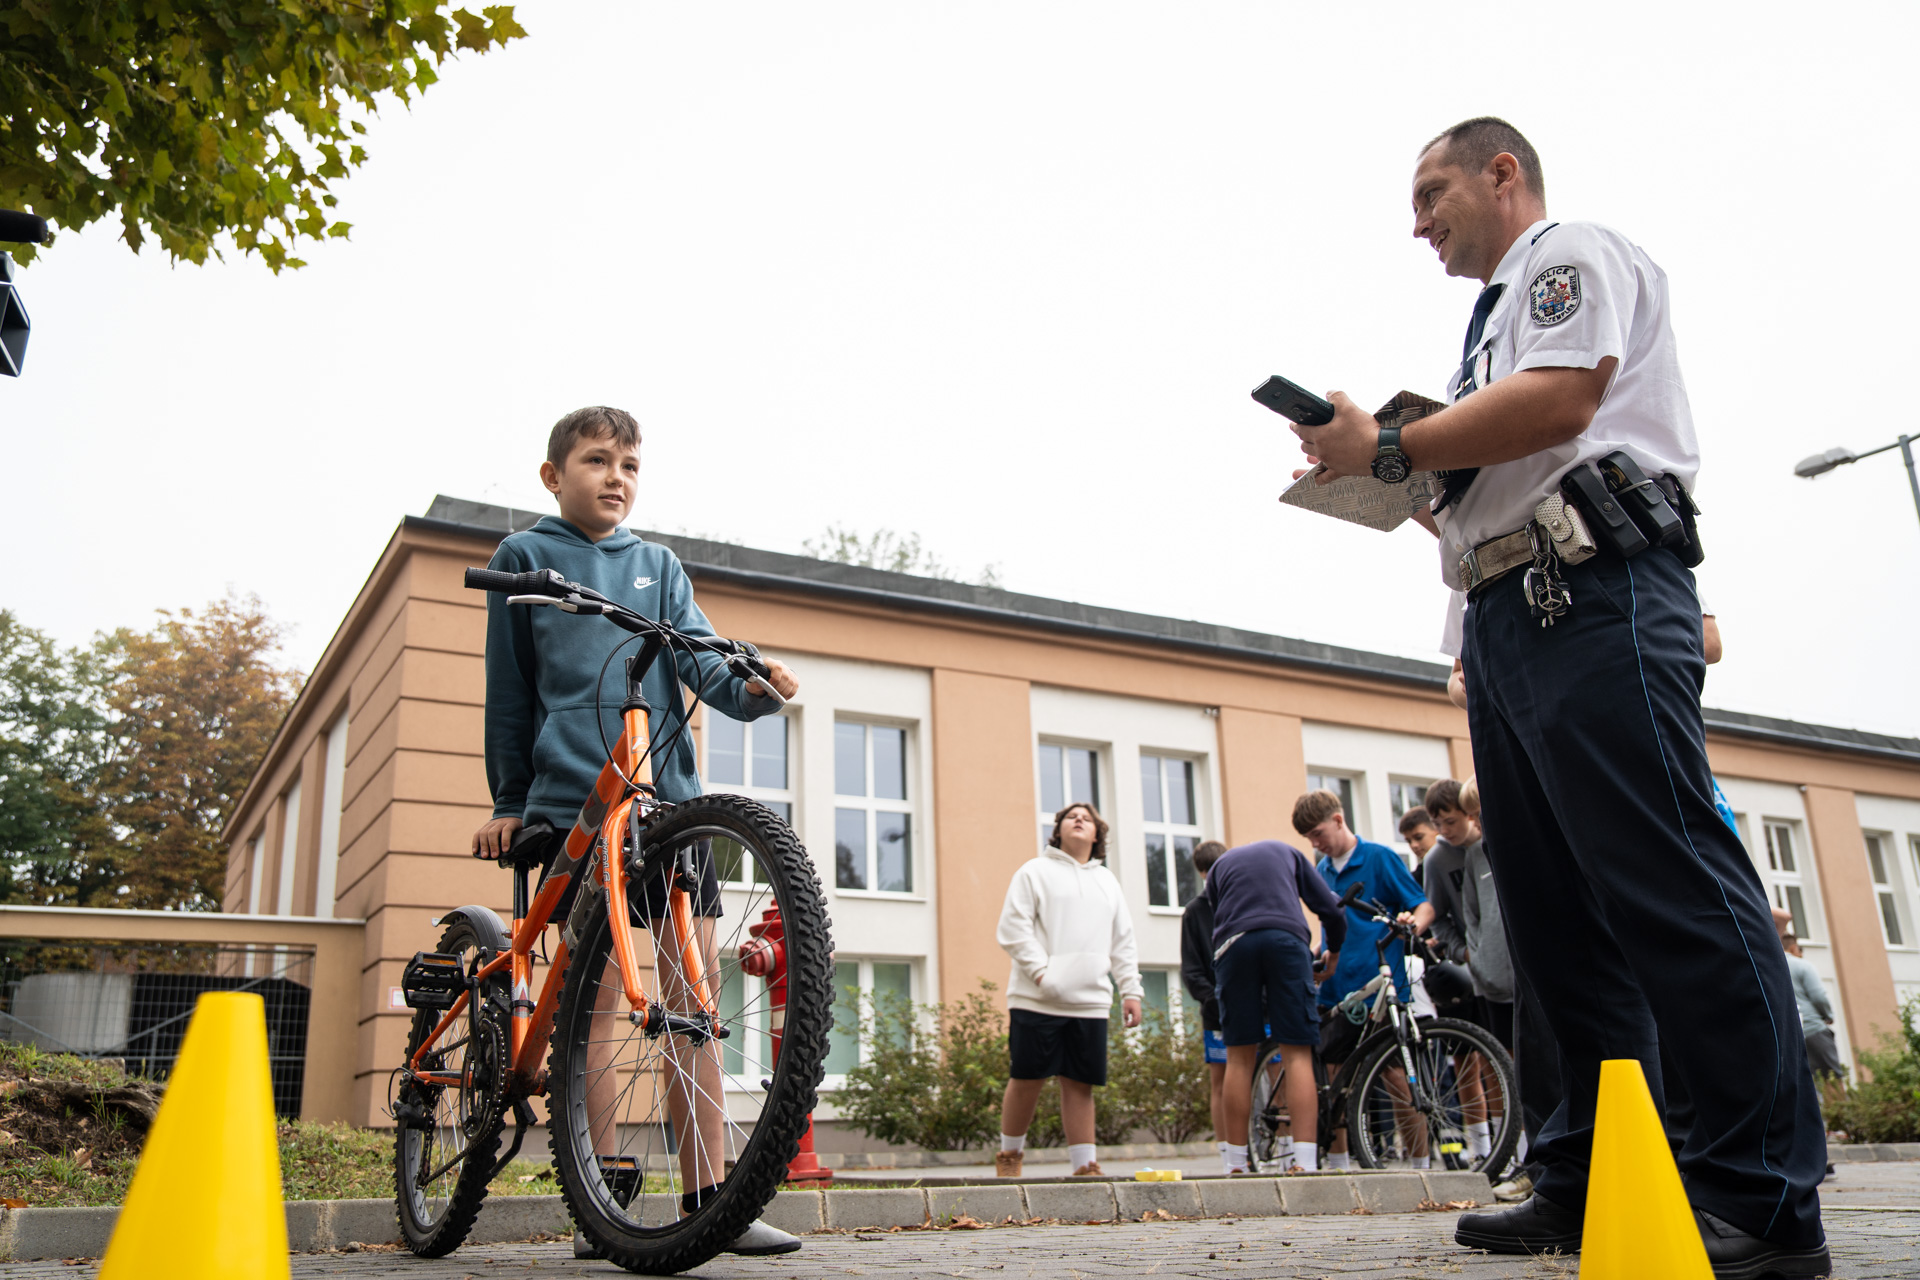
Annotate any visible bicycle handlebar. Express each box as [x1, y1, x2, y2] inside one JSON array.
[[465, 566, 568, 597]]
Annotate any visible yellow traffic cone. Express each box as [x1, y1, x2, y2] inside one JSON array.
[[100, 992, 289, 1280], [1579, 1057, 1711, 1279]]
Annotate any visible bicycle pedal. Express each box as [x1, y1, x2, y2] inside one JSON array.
[[597, 1154, 642, 1209], [401, 951, 467, 1010]]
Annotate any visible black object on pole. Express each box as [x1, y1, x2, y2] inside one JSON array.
[[1794, 436, 1920, 535], [0, 209, 48, 245], [0, 208, 49, 378]]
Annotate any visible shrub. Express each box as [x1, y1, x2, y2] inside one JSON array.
[[1823, 997, 1920, 1144], [1105, 1009, 1213, 1145], [833, 981, 1008, 1151]]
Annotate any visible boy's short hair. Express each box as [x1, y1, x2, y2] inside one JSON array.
[[548, 406, 642, 468], [1425, 778, 1464, 816], [1048, 802, 1110, 862], [1459, 776, 1480, 817], [1397, 806, 1433, 836], [1192, 839, 1228, 876], [1291, 789, 1344, 837]]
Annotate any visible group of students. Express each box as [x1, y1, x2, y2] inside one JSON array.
[[992, 779, 1534, 1182]]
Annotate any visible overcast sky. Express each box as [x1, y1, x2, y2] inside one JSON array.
[[4, 2, 1916, 738]]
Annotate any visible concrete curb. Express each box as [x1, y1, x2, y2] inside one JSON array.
[[0, 1172, 1491, 1261], [1829, 1142, 1920, 1163]]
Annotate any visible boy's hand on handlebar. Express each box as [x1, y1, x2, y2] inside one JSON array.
[[473, 816, 522, 860], [1121, 996, 1143, 1029], [1313, 950, 1339, 983], [747, 658, 799, 701]]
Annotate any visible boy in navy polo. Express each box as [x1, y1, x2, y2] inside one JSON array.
[[1293, 788, 1434, 1171]]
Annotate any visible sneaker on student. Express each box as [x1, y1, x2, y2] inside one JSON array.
[[1491, 1171, 1535, 1203], [1072, 1161, 1104, 1177], [723, 1220, 803, 1256], [995, 1151, 1024, 1178]]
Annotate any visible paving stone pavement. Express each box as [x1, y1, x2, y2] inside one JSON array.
[[6, 1210, 1917, 1279]]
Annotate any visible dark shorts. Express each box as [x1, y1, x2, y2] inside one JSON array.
[[538, 832, 723, 925], [1804, 1027, 1845, 1078], [1320, 1003, 1365, 1065], [1008, 1009, 1108, 1085], [1214, 928, 1318, 1047]]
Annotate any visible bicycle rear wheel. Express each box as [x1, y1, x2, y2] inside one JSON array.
[[1344, 1016, 1517, 1175], [548, 794, 833, 1275]]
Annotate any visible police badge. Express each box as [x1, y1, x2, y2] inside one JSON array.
[[1529, 265, 1581, 326]]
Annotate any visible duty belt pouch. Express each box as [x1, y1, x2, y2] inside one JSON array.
[[1532, 492, 1597, 565], [1561, 462, 1650, 559], [1654, 473, 1706, 568], [1596, 451, 1687, 551]]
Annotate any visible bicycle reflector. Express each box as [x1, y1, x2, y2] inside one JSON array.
[[401, 951, 468, 1010]]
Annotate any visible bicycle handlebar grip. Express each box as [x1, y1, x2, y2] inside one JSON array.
[[464, 567, 562, 595]]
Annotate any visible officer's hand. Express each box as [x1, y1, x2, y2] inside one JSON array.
[[1291, 391, 1380, 484], [747, 658, 799, 701], [1122, 996, 1143, 1029], [473, 815, 522, 860]]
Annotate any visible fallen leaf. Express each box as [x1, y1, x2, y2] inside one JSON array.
[[2, 1198, 27, 1209], [942, 1214, 987, 1230], [72, 1148, 91, 1170], [0, 1131, 15, 1147]]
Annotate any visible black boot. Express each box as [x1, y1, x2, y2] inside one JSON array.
[[1695, 1210, 1831, 1280], [1454, 1193, 1584, 1255]]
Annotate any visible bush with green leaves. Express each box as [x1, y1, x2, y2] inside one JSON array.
[[1822, 996, 1920, 1144]]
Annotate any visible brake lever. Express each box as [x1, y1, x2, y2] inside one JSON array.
[[726, 655, 787, 709]]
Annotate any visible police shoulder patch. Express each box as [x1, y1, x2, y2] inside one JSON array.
[[1529, 265, 1581, 326]]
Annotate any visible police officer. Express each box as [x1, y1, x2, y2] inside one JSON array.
[[1291, 118, 1827, 1277]]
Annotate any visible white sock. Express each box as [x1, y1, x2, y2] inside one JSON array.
[[1326, 1152, 1351, 1171], [1219, 1143, 1235, 1174], [1278, 1135, 1295, 1158], [1222, 1142, 1249, 1172], [1467, 1121, 1491, 1157], [1068, 1143, 1097, 1170], [1000, 1133, 1025, 1154], [1292, 1141, 1318, 1172], [1413, 1155, 1431, 1170]]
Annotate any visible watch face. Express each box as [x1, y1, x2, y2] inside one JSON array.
[[1372, 454, 1411, 484]]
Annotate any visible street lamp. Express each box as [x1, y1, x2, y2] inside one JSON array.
[[1794, 435, 1920, 533]]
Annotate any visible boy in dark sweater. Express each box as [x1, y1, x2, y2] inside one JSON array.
[[471, 407, 800, 1258], [1205, 839, 1349, 1173], [1178, 841, 1230, 1170]]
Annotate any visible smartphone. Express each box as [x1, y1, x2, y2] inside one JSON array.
[[1251, 375, 1335, 426]]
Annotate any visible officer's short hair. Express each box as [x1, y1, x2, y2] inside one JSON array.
[[1425, 778, 1465, 817], [1193, 839, 1228, 876], [1291, 789, 1345, 836], [1397, 805, 1434, 836], [548, 406, 642, 468], [1421, 116, 1545, 204]]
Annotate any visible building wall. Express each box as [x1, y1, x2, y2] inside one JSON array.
[[224, 519, 1920, 1127]]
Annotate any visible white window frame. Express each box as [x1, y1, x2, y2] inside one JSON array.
[[833, 719, 917, 898], [314, 708, 349, 921], [1762, 819, 1816, 942], [1306, 769, 1365, 839], [1036, 739, 1103, 855], [822, 957, 918, 1086], [1388, 777, 1436, 829], [1864, 831, 1911, 950], [704, 709, 796, 890], [1140, 752, 1205, 912]]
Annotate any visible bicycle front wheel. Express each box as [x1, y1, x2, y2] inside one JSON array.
[[1246, 1038, 1312, 1173], [1344, 1016, 1517, 1175], [548, 794, 833, 1275]]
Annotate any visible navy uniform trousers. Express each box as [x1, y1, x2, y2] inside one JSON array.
[[1462, 545, 1824, 1250]]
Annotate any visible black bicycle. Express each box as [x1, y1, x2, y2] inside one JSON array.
[[1248, 887, 1518, 1175]]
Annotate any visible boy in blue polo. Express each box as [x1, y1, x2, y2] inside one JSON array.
[[1293, 788, 1434, 1171]]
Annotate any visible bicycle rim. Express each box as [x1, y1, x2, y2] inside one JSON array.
[[1246, 1040, 1292, 1172], [394, 921, 508, 1256], [1345, 1018, 1515, 1175], [548, 794, 832, 1274]]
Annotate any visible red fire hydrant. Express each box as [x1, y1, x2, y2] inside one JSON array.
[[738, 905, 833, 1185]]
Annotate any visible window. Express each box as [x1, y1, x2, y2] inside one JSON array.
[[1139, 969, 1173, 1022], [1307, 771, 1360, 836], [823, 959, 914, 1077], [1037, 743, 1101, 851], [834, 722, 912, 893], [1763, 820, 1810, 939], [1389, 779, 1434, 827], [707, 711, 794, 887], [1865, 833, 1906, 947], [716, 966, 774, 1083], [1141, 753, 1203, 908]]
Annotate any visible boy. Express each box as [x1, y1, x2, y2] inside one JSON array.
[[1207, 837, 1348, 1174], [471, 406, 801, 1258], [1399, 805, 1440, 886], [1178, 840, 1231, 1169], [995, 803, 1144, 1178]]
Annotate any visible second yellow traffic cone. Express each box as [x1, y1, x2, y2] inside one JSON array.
[[1579, 1057, 1711, 1279], [100, 991, 290, 1280]]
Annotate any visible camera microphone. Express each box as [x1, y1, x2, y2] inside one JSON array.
[[0, 210, 49, 245]]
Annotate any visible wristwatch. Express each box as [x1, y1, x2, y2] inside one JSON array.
[[1371, 424, 1411, 484]]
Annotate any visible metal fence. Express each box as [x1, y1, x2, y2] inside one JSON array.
[[0, 939, 315, 1118]]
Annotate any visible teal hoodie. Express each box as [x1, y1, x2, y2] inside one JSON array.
[[484, 517, 778, 827]]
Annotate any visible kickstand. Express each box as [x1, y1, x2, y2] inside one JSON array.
[[486, 1099, 537, 1183]]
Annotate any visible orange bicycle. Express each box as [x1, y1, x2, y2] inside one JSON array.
[[390, 566, 833, 1274]]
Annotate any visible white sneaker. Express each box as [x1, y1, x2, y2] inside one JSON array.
[[723, 1219, 802, 1256]]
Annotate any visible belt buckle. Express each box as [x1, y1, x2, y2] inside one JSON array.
[[1459, 546, 1484, 593]]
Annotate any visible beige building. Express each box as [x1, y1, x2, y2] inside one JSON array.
[[225, 496, 1920, 1141]]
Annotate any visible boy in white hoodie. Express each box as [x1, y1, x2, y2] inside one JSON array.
[[994, 803, 1144, 1178]]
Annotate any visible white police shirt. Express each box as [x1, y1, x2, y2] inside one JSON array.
[[1435, 218, 1699, 658]]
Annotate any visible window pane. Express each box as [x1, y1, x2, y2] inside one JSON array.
[[1145, 833, 1169, 908], [835, 808, 868, 890], [1866, 836, 1889, 885], [1140, 756, 1163, 822], [835, 723, 867, 796], [1880, 892, 1904, 947], [708, 711, 745, 786], [873, 726, 907, 801], [876, 812, 912, 893], [1141, 969, 1170, 1020], [1039, 745, 1063, 814], [764, 800, 792, 824], [1169, 761, 1195, 826], [824, 961, 861, 1074], [1784, 885, 1808, 939], [1772, 825, 1796, 873], [713, 835, 745, 884], [719, 966, 747, 1075], [871, 963, 912, 1050], [1174, 834, 1199, 906], [1070, 748, 1097, 808], [1039, 822, 1053, 855], [753, 716, 788, 789]]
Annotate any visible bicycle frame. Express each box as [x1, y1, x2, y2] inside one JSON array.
[[407, 645, 715, 1095]]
